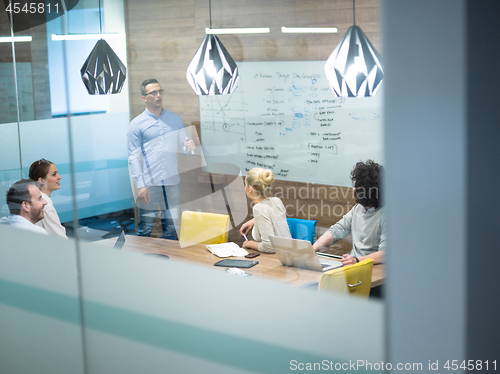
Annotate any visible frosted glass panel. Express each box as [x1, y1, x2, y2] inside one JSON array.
[[78, 240, 384, 372], [16, 113, 133, 223], [0, 123, 22, 218]]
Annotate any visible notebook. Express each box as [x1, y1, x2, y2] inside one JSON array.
[[269, 235, 342, 272], [206, 242, 248, 258]]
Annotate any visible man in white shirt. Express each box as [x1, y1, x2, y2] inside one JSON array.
[[128, 79, 196, 239], [0, 179, 48, 235], [313, 160, 385, 266]]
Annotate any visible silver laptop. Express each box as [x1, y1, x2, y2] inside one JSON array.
[[269, 236, 343, 272]]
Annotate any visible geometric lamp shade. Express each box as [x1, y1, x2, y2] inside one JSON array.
[[81, 39, 127, 95], [187, 34, 239, 95], [324, 25, 384, 97]]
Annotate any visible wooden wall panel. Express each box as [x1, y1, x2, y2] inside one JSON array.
[[0, 2, 52, 118]]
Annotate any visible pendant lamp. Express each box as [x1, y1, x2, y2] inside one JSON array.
[[324, 0, 384, 97], [80, 0, 126, 95], [186, 0, 239, 95]]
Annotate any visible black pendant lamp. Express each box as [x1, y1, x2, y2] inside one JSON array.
[[324, 0, 384, 97], [186, 0, 239, 95], [80, 0, 127, 95]]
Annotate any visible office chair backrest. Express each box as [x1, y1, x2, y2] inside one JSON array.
[[179, 211, 230, 244], [287, 218, 317, 244], [318, 258, 374, 298]]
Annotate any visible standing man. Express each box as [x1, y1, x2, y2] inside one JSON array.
[[0, 179, 48, 235], [313, 160, 385, 265], [128, 79, 196, 239]]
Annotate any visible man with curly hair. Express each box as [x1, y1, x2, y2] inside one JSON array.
[[313, 160, 385, 266]]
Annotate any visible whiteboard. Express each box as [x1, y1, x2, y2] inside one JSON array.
[[199, 61, 383, 187]]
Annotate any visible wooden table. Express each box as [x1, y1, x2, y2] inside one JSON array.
[[100, 235, 385, 288]]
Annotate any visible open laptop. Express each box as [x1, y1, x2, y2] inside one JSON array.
[[113, 230, 126, 250], [269, 236, 343, 272]]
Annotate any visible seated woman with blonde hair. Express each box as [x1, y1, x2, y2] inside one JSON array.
[[239, 168, 291, 253], [29, 158, 67, 238]]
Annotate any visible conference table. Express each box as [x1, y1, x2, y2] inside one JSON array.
[[99, 235, 385, 288]]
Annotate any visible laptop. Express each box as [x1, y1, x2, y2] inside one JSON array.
[[113, 230, 126, 250], [269, 236, 343, 272]]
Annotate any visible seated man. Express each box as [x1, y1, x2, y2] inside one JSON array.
[[0, 179, 48, 235], [313, 160, 385, 266]]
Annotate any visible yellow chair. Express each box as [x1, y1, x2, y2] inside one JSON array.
[[179, 211, 230, 244], [318, 258, 374, 298]]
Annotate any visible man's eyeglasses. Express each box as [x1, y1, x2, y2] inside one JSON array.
[[144, 89, 165, 96]]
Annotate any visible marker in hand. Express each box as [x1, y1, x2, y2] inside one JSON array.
[[243, 233, 248, 241]]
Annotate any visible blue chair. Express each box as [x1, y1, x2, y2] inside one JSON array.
[[287, 218, 317, 244]]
